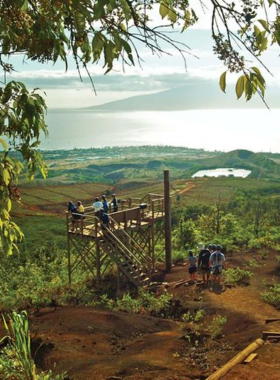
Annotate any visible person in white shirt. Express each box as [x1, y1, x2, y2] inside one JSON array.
[[209, 245, 226, 285], [92, 197, 103, 216]]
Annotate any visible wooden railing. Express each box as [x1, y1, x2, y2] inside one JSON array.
[[67, 193, 165, 233]]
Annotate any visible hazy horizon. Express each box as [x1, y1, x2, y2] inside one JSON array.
[[43, 108, 280, 154]]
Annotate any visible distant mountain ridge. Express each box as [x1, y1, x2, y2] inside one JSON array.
[[85, 81, 280, 111]]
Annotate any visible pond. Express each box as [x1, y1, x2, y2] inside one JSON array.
[[192, 168, 251, 178]]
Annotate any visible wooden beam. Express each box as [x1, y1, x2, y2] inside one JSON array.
[[206, 338, 264, 380], [262, 331, 280, 338], [265, 318, 280, 324], [243, 353, 257, 363], [266, 336, 280, 340]]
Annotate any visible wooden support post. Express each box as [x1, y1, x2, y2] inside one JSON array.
[[66, 212, 72, 286], [206, 338, 264, 380], [164, 170, 172, 273], [96, 243, 101, 290]]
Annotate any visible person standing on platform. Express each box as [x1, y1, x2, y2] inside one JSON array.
[[92, 197, 103, 216], [76, 201, 85, 229], [110, 193, 118, 213], [102, 195, 109, 213], [68, 201, 78, 231]]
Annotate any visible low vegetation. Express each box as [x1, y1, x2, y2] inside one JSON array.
[[223, 268, 254, 286], [0, 311, 66, 380], [261, 284, 280, 309]]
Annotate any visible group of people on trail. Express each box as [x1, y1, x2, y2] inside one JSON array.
[[187, 243, 226, 285], [68, 194, 118, 231]]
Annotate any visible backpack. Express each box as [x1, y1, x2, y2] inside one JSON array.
[[199, 249, 210, 269]]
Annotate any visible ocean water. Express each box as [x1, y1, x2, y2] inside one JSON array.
[[42, 108, 280, 153]]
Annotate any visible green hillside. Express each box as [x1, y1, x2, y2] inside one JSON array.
[[17, 147, 280, 186], [194, 149, 280, 179]]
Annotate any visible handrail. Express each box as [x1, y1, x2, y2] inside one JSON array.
[[102, 227, 144, 268], [108, 216, 152, 268], [148, 193, 164, 198]]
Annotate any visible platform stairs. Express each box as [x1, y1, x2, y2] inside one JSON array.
[[99, 218, 153, 287]]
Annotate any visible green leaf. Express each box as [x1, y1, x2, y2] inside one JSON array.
[[0, 138, 7, 151], [168, 7, 177, 23], [120, 0, 131, 21], [74, 12, 86, 32], [235, 75, 245, 99], [219, 71, 227, 93], [92, 33, 105, 62], [121, 38, 134, 65], [159, 1, 169, 19], [258, 19, 269, 32], [3, 168, 11, 186], [245, 78, 253, 101]]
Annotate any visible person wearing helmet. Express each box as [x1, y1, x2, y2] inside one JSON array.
[[210, 244, 226, 285], [198, 244, 211, 285]]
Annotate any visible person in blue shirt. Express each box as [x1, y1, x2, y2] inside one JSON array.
[[102, 195, 108, 213]]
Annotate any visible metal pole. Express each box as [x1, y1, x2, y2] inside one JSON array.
[[164, 170, 172, 272]]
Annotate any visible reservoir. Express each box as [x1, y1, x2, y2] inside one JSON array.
[[192, 168, 251, 178]]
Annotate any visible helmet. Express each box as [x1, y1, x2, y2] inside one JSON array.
[[197, 242, 204, 249]]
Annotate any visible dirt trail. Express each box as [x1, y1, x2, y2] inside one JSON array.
[[5, 249, 280, 380]]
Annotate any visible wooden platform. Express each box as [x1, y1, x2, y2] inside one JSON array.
[[67, 205, 164, 240]]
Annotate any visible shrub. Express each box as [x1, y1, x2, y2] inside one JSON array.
[[209, 315, 227, 339], [115, 293, 142, 313], [261, 284, 280, 309], [182, 309, 205, 324], [224, 268, 254, 286], [114, 290, 173, 316], [172, 250, 186, 265], [247, 259, 260, 268]]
